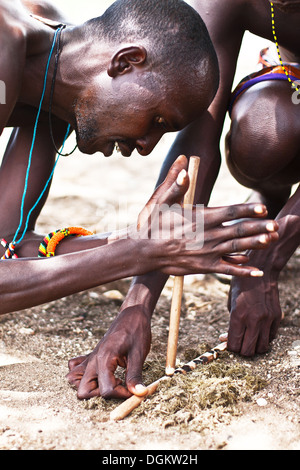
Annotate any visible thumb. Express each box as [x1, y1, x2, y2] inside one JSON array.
[[159, 154, 189, 190], [125, 354, 148, 397], [150, 155, 189, 203], [156, 167, 190, 207], [137, 156, 189, 228], [127, 382, 148, 397]]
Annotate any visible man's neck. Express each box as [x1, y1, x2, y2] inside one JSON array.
[[20, 23, 109, 128]]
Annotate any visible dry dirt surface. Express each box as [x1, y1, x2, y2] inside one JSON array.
[[0, 244, 299, 451], [0, 140, 299, 452], [2, 2, 298, 452]]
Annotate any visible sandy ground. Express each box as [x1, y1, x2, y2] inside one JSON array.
[[0, 145, 299, 451], [0, 0, 299, 452]]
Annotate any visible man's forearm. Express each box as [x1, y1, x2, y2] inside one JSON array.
[[4, 225, 132, 259], [120, 270, 169, 320], [246, 187, 300, 277], [122, 131, 222, 320], [0, 236, 160, 315]]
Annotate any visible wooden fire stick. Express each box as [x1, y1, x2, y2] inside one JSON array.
[[165, 155, 200, 376], [110, 341, 227, 421]]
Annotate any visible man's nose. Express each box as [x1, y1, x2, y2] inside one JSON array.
[[136, 133, 163, 156]]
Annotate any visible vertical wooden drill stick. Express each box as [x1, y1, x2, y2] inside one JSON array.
[[165, 156, 200, 376]]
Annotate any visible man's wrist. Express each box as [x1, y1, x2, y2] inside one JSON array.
[[247, 247, 284, 280]]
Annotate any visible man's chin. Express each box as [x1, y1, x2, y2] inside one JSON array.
[[76, 142, 95, 155]]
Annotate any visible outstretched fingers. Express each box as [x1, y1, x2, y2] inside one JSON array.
[[158, 154, 189, 190], [217, 230, 278, 256], [220, 217, 278, 239], [222, 253, 249, 265], [215, 258, 264, 277], [205, 203, 269, 228], [214, 233, 278, 277]]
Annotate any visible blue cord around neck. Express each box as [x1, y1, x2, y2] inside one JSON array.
[[13, 27, 70, 245]]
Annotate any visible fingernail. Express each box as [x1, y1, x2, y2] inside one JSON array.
[[176, 169, 186, 186], [266, 222, 275, 232], [250, 270, 264, 277], [254, 205, 265, 214], [134, 384, 147, 394], [219, 333, 228, 342], [259, 234, 268, 243]]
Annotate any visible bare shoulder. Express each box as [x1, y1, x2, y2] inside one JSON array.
[[21, 0, 72, 24], [0, 1, 27, 131], [189, 0, 249, 36], [0, 1, 25, 33], [189, 0, 248, 19], [0, 1, 27, 74]]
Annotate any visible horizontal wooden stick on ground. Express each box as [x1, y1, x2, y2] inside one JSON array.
[[110, 341, 227, 422]]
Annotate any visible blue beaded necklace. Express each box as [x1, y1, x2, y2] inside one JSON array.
[[1, 25, 76, 258]]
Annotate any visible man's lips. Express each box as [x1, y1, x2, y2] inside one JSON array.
[[95, 139, 135, 157], [102, 141, 116, 157], [76, 135, 136, 157], [114, 140, 135, 157]]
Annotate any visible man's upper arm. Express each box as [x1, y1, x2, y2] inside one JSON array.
[[189, 0, 247, 130], [0, 16, 26, 131]]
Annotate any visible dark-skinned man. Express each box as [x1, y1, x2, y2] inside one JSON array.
[[0, 0, 279, 400]]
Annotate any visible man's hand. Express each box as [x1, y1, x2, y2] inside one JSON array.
[[227, 273, 282, 356], [132, 155, 279, 279], [155, 203, 279, 277], [66, 305, 151, 399], [65, 155, 281, 400]]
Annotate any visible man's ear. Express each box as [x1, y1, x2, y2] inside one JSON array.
[[107, 45, 147, 77]]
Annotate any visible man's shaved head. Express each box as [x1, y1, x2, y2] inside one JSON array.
[[84, 0, 219, 100], [69, 0, 219, 155]]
